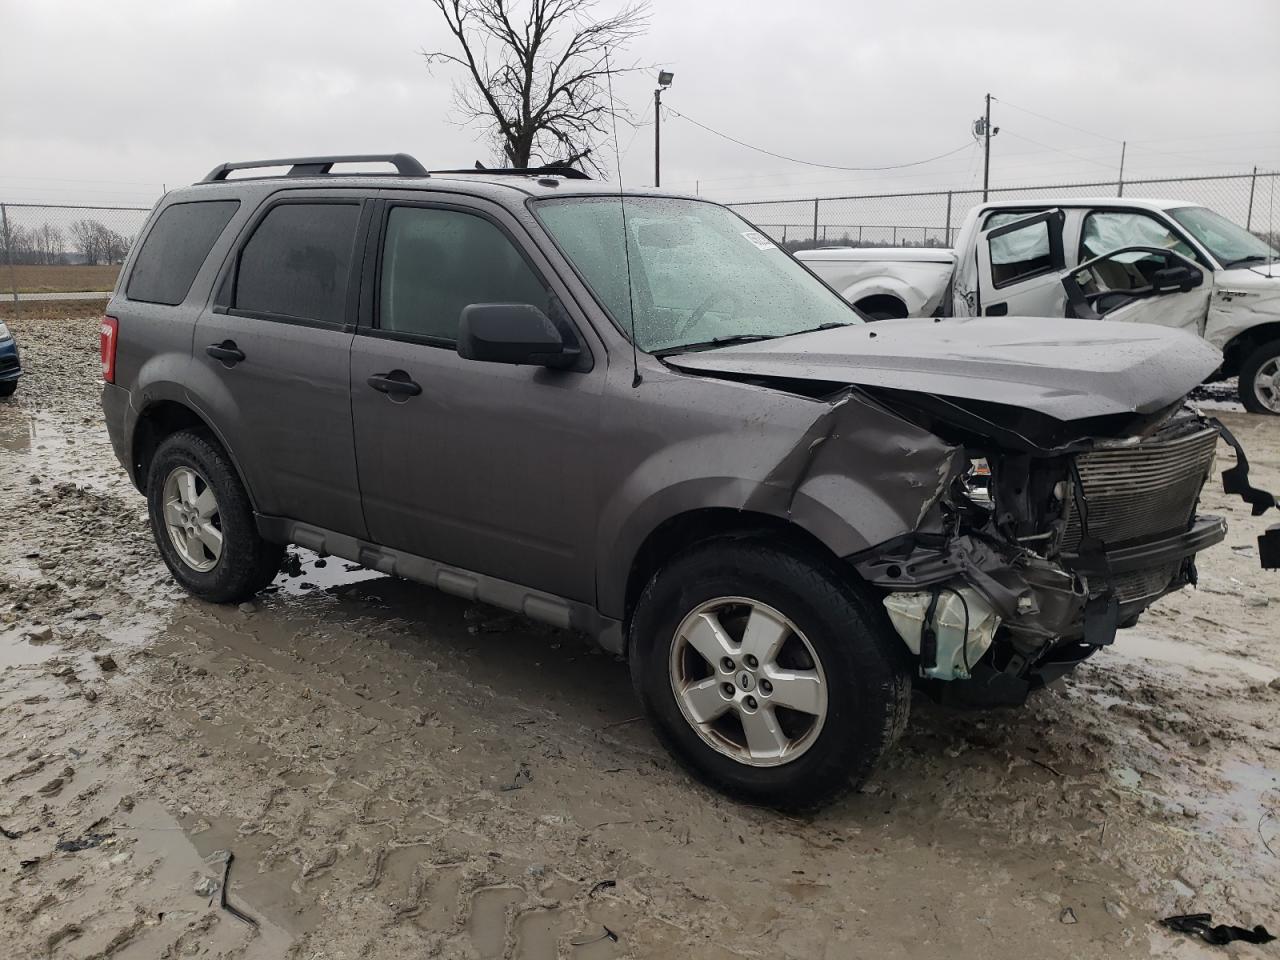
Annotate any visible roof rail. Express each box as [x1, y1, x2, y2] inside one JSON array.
[[430, 164, 591, 181], [200, 153, 428, 183]]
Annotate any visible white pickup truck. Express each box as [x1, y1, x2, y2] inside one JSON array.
[[797, 198, 1280, 413]]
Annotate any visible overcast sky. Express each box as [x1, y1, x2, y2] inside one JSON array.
[[3, 0, 1279, 209]]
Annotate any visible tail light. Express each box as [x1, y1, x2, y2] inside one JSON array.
[[100, 315, 119, 383]]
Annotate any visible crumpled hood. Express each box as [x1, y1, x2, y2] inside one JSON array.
[[665, 317, 1223, 421]]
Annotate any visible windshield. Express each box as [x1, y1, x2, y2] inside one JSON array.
[[532, 196, 861, 353], [1167, 206, 1277, 266]]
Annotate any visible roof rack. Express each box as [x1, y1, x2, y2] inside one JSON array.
[[200, 153, 429, 183], [430, 164, 591, 181]]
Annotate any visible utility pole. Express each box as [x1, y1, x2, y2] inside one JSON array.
[[1117, 141, 1127, 196], [982, 93, 992, 202], [973, 95, 998, 201], [654, 70, 674, 188]]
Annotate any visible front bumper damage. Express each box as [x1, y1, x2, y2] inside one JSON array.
[[848, 407, 1278, 705]]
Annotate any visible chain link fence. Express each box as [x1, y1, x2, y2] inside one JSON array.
[[0, 202, 154, 316], [728, 171, 1280, 252]]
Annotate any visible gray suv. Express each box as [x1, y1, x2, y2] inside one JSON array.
[[101, 154, 1279, 810]]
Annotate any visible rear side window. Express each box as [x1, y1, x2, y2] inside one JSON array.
[[127, 200, 239, 305], [989, 218, 1053, 288], [234, 202, 360, 324], [378, 206, 547, 341]]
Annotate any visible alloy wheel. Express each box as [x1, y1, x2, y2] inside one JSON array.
[[161, 466, 222, 572], [668, 597, 828, 767], [1254, 356, 1280, 414]]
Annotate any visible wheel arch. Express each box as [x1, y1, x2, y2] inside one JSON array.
[[1221, 322, 1280, 378], [131, 399, 258, 510], [620, 507, 848, 642], [852, 292, 910, 320]]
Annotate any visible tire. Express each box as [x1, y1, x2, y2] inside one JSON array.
[[1238, 339, 1280, 415], [146, 429, 284, 603], [0, 380, 16, 398], [628, 538, 911, 811]]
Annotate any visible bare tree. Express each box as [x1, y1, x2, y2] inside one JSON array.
[[68, 220, 128, 265], [35, 223, 64, 265], [422, 0, 649, 173]]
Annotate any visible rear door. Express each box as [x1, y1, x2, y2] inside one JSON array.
[[193, 192, 369, 536], [349, 194, 604, 601], [974, 209, 1067, 317]]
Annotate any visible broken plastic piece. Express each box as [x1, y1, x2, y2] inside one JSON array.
[[883, 587, 1000, 681], [1160, 913, 1275, 946]]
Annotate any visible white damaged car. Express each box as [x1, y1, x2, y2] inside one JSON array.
[[800, 198, 1280, 413]]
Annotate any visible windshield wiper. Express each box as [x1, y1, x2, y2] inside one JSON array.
[[780, 321, 852, 338], [654, 333, 780, 356], [1223, 254, 1274, 269]]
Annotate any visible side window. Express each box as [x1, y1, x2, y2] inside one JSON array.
[[988, 218, 1053, 288], [233, 202, 360, 324], [378, 206, 548, 341], [1080, 211, 1195, 261], [127, 200, 239, 305]]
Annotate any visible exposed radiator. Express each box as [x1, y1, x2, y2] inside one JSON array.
[[1061, 424, 1218, 555]]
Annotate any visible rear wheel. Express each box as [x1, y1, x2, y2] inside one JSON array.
[[629, 539, 910, 811], [1239, 339, 1280, 415], [146, 430, 283, 603]]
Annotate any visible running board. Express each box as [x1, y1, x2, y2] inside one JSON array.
[[254, 516, 624, 653]]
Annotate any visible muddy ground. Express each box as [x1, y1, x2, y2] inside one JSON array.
[[1, 315, 1278, 960]]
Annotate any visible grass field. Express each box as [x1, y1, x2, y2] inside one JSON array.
[[3, 264, 120, 294], [1, 298, 108, 320]]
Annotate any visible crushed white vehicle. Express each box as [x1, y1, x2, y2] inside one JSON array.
[[798, 198, 1280, 413]]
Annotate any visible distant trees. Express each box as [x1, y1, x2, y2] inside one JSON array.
[[67, 220, 130, 265]]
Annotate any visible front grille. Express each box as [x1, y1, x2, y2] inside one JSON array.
[[1061, 423, 1218, 553], [1111, 563, 1179, 605], [0, 355, 17, 373]]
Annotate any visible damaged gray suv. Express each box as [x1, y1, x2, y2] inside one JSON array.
[[101, 154, 1280, 810]]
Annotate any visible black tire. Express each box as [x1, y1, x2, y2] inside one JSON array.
[[0, 380, 16, 398], [146, 429, 283, 603], [1238, 339, 1280, 415], [628, 538, 911, 811]]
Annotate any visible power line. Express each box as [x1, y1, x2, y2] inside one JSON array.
[[663, 105, 976, 172], [1001, 130, 1120, 170], [992, 97, 1122, 143]]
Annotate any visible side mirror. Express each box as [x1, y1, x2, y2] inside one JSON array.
[[1152, 263, 1203, 294], [457, 303, 581, 369]]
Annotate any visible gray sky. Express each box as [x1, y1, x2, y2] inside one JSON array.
[[3, 0, 1279, 208]]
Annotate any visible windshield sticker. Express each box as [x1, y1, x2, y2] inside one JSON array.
[[741, 230, 777, 251]]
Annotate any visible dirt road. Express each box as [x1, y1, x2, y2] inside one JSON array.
[[2, 315, 1278, 959]]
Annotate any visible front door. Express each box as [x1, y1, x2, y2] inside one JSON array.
[[1059, 246, 1211, 334], [974, 209, 1067, 317], [193, 194, 368, 537], [349, 196, 603, 602]]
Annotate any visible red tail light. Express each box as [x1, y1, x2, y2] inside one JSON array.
[[100, 315, 119, 383]]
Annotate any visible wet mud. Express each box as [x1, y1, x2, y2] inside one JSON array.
[[2, 316, 1278, 959]]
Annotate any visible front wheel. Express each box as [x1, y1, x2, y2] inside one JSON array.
[[0, 380, 16, 398], [1239, 339, 1280, 415], [146, 429, 284, 603], [628, 539, 911, 811]]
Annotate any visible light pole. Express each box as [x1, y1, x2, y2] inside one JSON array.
[[654, 70, 673, 188]]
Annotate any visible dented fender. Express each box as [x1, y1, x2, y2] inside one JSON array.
[[595, 375, 964, 620]]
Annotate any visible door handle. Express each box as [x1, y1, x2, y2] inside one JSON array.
[[367, 370, 422, 397], [206, 340, 245, 365]]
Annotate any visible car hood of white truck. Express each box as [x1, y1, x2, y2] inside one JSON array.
[[665, 316, 1221, 422], [1205, 264, 1280, 349]]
